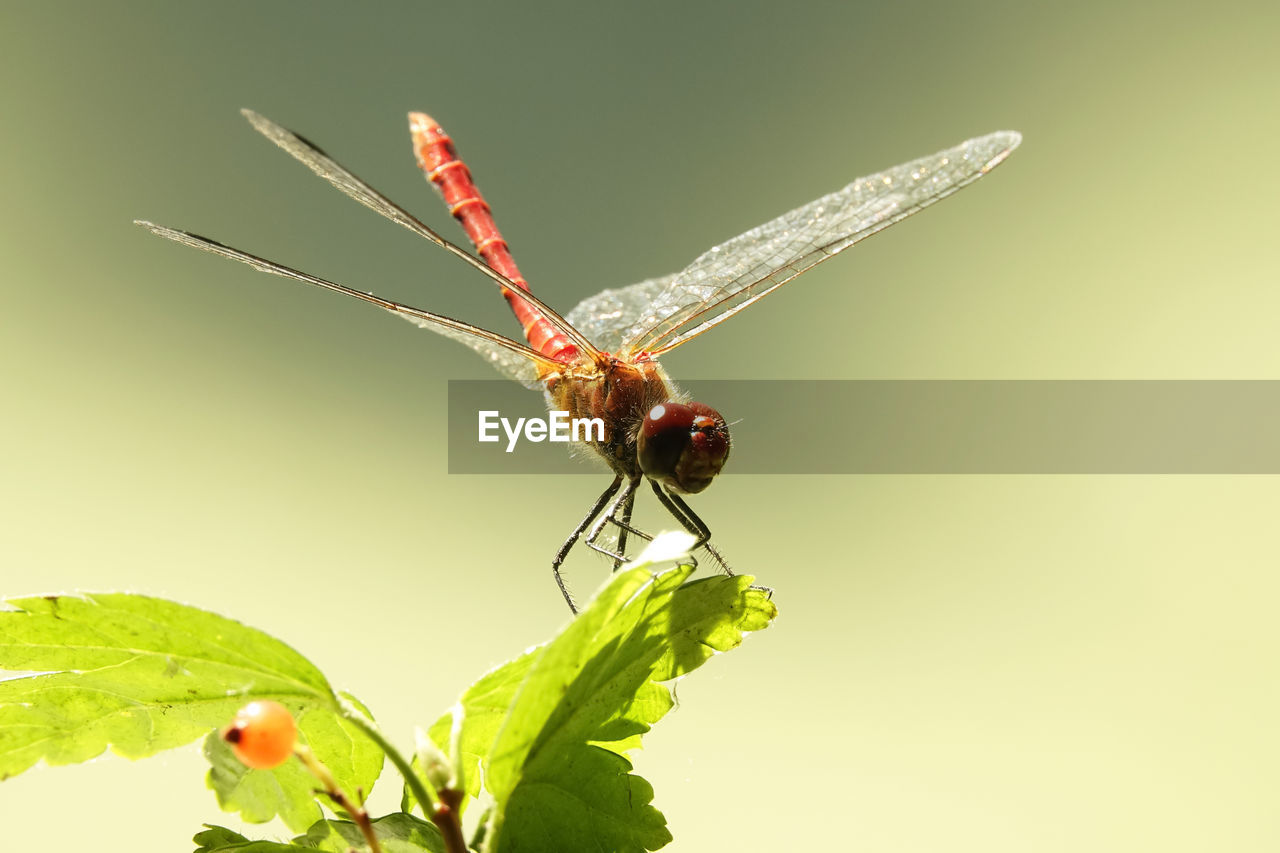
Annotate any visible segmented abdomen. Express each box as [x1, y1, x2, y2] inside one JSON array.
[[410, 113, 578, 365]]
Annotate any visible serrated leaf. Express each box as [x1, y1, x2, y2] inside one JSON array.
[[192, 838, 308, 852], [419, 650, 537, 808], [193, 824, 318, 852], [193, 823, 307, 852], [297, 813, 445, 853], [444, 558, 774, 853], [193, 825, 252, 851], [0, 594, 362, 781], [417, 532, 712, 813], [205, 697, 384, 832], [205, 729, 320, 832], [312, 692, 384, 796], [194, 814, 444, 853]]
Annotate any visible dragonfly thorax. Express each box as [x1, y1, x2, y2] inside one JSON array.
[[545, 358, 730, 490]]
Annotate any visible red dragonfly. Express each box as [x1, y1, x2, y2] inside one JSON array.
[[137, 110, 1020, 611]]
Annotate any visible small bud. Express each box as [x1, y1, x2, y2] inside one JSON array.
[[414, 726, 453, 793]]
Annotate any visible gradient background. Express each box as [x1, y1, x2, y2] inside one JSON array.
[[3, 2, 1278, 850]]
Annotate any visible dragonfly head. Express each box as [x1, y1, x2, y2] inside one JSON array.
[[638, 402, 730, 494]]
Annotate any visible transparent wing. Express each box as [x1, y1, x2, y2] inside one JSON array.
[[135, 222, 557, 389], [563, 274, 675, 353], [400, 316, 546, 388], [620, 130, 1021, 357], [240, 109, 602, 364]]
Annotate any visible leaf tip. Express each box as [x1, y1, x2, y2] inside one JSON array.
[[624, 531, 698, 569]]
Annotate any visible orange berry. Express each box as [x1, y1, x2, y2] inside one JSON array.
[[223, 700, 297, 769]]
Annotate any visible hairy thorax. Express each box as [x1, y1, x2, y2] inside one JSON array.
[[544, 356, 677, 479]]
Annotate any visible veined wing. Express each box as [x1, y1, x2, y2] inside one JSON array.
[[563, 274, 675, 353], [619, 131, 1021, 357], [401, 316, 547, 388], [240, 110, 602, 364], [135, 222, 558, 388]]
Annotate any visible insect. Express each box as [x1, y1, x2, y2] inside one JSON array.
[[137, 110, 1020, 611]]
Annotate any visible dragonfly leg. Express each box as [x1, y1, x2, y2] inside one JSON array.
[[649, 481, 735, 577], [607, 513, 653, 552], [553, 475, 622, 613], [609, 487, 640, 572], [585, 477, 640, 564]]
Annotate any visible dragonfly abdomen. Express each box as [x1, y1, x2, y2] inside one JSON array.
[[410, 113, 578, 365]]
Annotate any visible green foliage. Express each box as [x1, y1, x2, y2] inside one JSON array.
[[421, 653, 536, 805], [204, 731, 320, 833], [0, 594, 383, 802], [298, 813, 445, 853], [193, 814, 445, 853], [0, 594, 322, 773], [476, 564, 775, 853], [0, 540, 776, 853], [204, 696, 383, 831], [192, 824, 296, 852]]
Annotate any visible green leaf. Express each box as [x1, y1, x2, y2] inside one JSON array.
[[297, 813, 445, 853], [205, 696, 384, 832], [193, 825, 252, 851], [193, 815, 445, 853], [0, 594, 374, 784], [433, 538, 775, 853], [204, 728, 319, 832], [313, 692, 384, 797], [192, 824, 305, 852], [419, 651, 537, 807]]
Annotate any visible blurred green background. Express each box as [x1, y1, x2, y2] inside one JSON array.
[[2, 1, 1277, 850]]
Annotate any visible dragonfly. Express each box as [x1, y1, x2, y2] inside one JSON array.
[[137, 110, 1020, 611]]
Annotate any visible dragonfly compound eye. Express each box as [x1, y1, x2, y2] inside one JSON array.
[[638, 402, 730, 494]]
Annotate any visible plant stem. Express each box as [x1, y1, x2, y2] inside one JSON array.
[[433, 788, 471, 853], [338, 699, 470, 853], [294, 745, 383, 853]]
